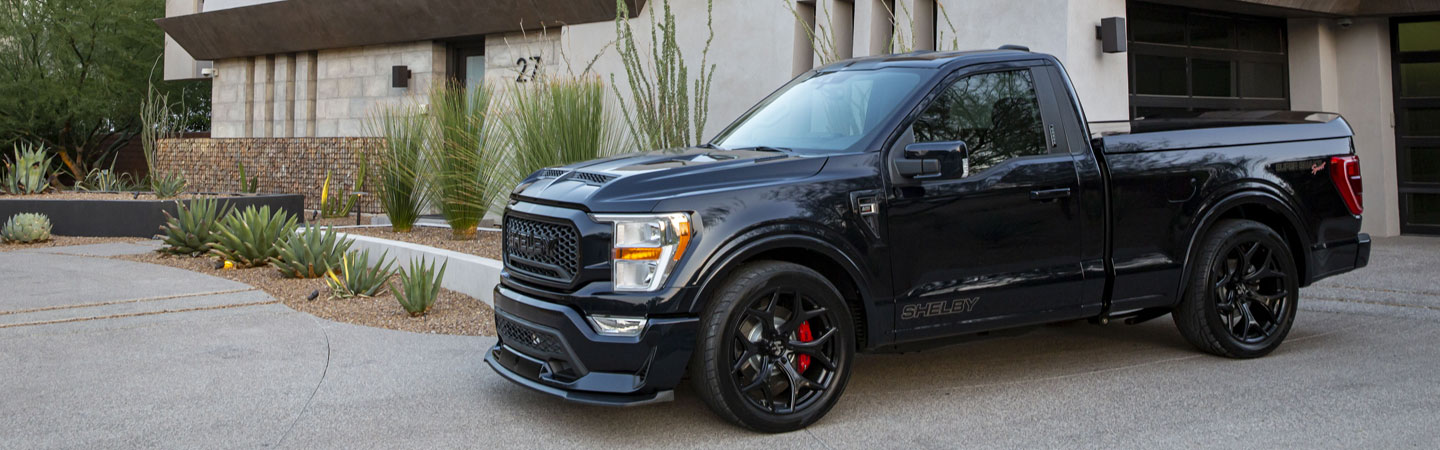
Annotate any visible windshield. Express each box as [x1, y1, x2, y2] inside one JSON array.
[[713, 69, 926, 153]]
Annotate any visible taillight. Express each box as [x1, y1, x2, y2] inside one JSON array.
[[1329, 155, 1363, 215]]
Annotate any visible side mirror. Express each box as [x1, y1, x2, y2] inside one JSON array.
[[896, 141, 969, 179]]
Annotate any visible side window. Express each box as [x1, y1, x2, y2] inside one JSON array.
[[912, 70, 1046, 174]]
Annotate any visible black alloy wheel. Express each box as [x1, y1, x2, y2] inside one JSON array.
[[1175, 219, 1300, 358], [692, 261, 854, 432]]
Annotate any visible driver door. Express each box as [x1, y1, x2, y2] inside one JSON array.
[[885, 65, 1085, 342]]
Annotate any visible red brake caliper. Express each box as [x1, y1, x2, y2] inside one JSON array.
[[796, 321, 814, 372]]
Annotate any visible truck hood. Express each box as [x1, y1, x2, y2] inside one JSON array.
[[510, 147, 828, 212]]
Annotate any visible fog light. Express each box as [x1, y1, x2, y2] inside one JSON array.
[[587, 315, 648, 337]]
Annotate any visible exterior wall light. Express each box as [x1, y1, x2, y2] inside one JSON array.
[[1097, 17, 1127, 53], [392, 65, 411, 88]]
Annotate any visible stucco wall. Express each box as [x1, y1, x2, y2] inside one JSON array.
[[1289, 18, 1400, 237]]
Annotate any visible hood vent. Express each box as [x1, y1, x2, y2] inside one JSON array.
[[535, 169, 616, 186]]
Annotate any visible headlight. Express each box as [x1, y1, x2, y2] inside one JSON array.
[[591, 213, 694, 292]]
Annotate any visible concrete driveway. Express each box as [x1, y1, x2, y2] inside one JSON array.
[[2, 238, 1439, 448]]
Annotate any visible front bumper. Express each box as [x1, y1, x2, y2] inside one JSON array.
[[485, 285, 699, 406]]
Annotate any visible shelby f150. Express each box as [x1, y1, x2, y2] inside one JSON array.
[[486, 48, 1370, 432]]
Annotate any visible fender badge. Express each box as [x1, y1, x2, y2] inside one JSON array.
[[1311, 162, 1326, 175]]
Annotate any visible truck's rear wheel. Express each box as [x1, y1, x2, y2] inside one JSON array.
[[1174, 219, 1299, 358], [691, 261, 854, 432]]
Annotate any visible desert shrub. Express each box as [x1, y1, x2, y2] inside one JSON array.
[[502, 76, 624, 182], [426, 81, 506, 238], [366, 104, 427, 232], [612, 0, 715, 150]]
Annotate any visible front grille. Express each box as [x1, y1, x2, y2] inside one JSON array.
[[503, 216, 581, 284], [497, 315, 565, 358]]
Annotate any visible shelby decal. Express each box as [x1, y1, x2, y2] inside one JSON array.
[[901, 297, 980, 320]]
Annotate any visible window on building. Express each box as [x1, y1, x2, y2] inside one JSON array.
[[913, 70, 1046, 175], [1127, 2, 1290, 118]]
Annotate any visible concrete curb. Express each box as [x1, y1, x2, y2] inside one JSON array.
[[336, 232, 502, 307]]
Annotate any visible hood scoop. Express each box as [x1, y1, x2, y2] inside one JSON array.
[[535, 169, 617, 186]]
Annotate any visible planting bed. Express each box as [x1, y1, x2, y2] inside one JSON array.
[[0, 192, 304, 238], [118, 251, 496, 336]]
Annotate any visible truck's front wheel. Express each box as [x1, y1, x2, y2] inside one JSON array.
[[690, 261, 854, 432], [1174, 219, 1299, 358]]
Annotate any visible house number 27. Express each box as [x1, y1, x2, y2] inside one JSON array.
[[516, 56, 542, 82]]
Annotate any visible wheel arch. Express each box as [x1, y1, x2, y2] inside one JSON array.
[[688, 224, 877, 351], [1174, 189, 1313, 304]]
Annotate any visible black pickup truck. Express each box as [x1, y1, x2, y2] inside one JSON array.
[[486, 48, 1370, 432]]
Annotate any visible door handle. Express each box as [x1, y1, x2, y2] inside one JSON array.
[[1030, 188, 1072, 201]]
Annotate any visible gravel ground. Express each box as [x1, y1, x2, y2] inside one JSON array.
[[0, 236, 144, 249], [331, 226, 502, 260], [116, 251, 496, 336]]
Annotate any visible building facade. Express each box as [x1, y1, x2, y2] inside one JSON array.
[[159, 0, 1440, 237]]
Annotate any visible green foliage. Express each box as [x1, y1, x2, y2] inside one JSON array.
[[141, 86, 189, 198], [366, 105, 428, 233], [612, 0, 716, 150], [210, 205, 299, 268], [392, 258, 447, 317], [1, 213, 52, 244], [79, 165, 142, 192], [0, 0, 209, 179], [2, 143, 54, 195], [326, 249, 396, 299], [319, 157, 365, 219], [427, 81, 505, 238], [272, 226, 353, 279], [159, 198, 228, 257], [502, 77, 624, 184], [237, 162, 258, 193], [149, 171, 188, 199]]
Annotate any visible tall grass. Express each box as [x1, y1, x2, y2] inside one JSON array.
[[427, 81, 505, 238], [612, 0, 715, 150], [502, 76, 624, 181], [365, 104, 428, 233]]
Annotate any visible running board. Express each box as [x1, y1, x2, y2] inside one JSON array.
[[1089, 308, 1171, 326]]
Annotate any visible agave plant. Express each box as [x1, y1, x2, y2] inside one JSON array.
[[1, 213, 52, 244], [150, 171, 188, 199], [272, 226, 353, 278], [211, 205, 299, 268], [393, 258, 447, 317], [365, 104, 427, 232], [326, 249, 396, 299], [159, 198, 229, 257], [319, 160, 365, 219], [2, 143, 54, 195]]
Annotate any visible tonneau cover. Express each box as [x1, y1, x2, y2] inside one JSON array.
[[1092, 110, 1353, 154]]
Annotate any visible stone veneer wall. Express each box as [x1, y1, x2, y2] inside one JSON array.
[[156, 138, 384, 214]]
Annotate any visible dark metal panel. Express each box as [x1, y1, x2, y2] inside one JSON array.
[[156, 0, 647, 60]]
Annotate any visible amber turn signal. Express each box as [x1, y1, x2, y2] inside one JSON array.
[[615, 247, 664, 260]]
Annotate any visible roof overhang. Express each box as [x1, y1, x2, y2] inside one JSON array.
[[156, 0, 647, 60], [1144, 0, 1440, 17]]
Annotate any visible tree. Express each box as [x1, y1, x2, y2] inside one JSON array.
[[0, 0, 209, 179]]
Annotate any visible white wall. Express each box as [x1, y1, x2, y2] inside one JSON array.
[[555, 0, 799, 142], [933, 0, 1130, 122], [1289, 18, 1400, 237], [202, 0, 284, 12]]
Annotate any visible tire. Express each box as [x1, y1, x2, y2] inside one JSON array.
[[690, 261, 855, 432], [1173, 219, 1300, 358]]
